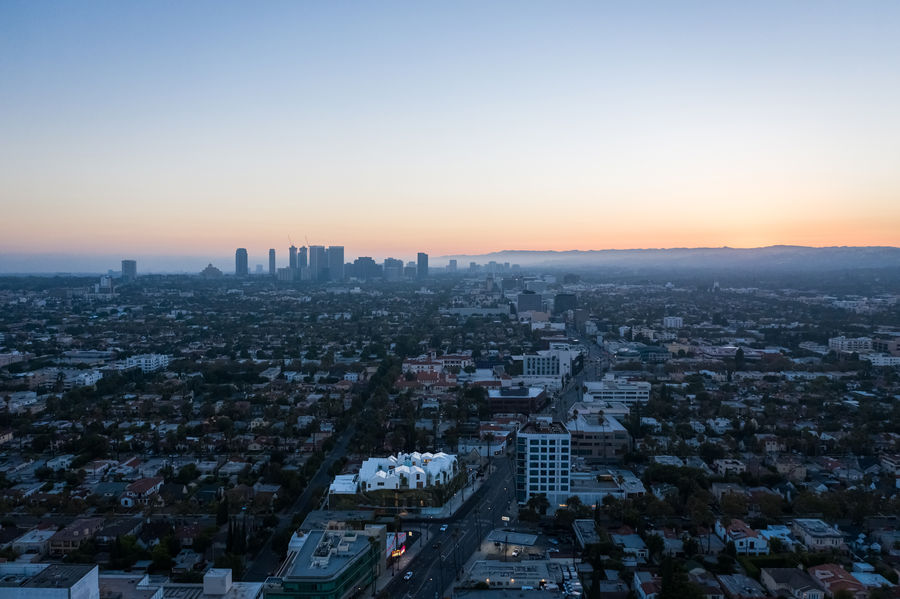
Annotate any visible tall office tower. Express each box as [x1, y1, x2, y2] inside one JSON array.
[[354, 257, 380, 280], [289, 245, 298, 270], [517, 290, 543, 313], [383, 257, 403, 282], [297, 246, 308, 269], [308, 245, 327, 281], [327, 246, 344, 281], [268, 249, 276, 276], [515, 418, 571, 508], [447, 259, 457, 272], [121, 260, 137, 283], [235, 248, 249, 277], [554, 293, 577, 314], [417, 252, 429, 279]]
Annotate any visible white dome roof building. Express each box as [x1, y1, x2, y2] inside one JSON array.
[[357, 451, 458, 492]]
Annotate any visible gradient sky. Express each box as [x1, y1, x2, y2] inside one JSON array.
[[2, 1, 900, 271]]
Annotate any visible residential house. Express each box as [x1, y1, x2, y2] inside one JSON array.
[[807, 564, 866, 599], [717, 574, 767, 599], [121, 477, 164, 508], [633, 571, 661, 599], [792, 519, 845, 552], [760, 568, 825, 599], [49, 517, 104, 556], [715, 520, 769, 556]]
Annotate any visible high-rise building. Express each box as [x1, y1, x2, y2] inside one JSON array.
[[554, 293, 577, 314], [383, 257, 403, 282], [308, 245, 327, 281], [289, 245, 297, 270], [417, 252, 428, 279], [515, 418, 571, 508], [268, 249, 276, 276], [327, 246, 344, 281], [662, 316, 683, 329], [517, 290, 543, 313], [353, 257, 380, 280], [121, 260, 137, 283], [297, 246, 308, 269], [235, 248, 249, 277], [447, 259, 457, 272]]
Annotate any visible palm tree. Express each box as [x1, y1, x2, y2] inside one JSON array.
[[484, 432, 496, 465]]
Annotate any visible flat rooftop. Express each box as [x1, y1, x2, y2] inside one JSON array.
[[520, 421, 568, 435], [12, 564, 94, 588], [567, 413, 627, 433], [486, 530, 539, 546], [490, 387, 543, 398], [794, 519, 841, 535], [285, 530, 372, 580], [162, 582, 263, 599]]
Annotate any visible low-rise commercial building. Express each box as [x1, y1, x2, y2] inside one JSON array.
[[583, 375, 650, 404], [263, 528, 382, 599]]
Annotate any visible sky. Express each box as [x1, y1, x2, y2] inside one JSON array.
[[2, 1, 900, 271]]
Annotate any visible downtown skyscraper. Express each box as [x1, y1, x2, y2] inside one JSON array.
[[327, 246, 344, 281], [308, 245, 326, 281], [235, 248, 249, 277], [417, 252, 429, 279]]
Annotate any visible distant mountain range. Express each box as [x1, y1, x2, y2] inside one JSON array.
[[438, 246, 900, 271]]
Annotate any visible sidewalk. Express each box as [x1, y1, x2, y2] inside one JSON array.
[[373, 523, 427, 594], [373, 469, 489, 594], [422, 466, 489, 518]]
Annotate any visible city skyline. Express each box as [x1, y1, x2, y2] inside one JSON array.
[[2, 243, 900, 275], [3, 2, 900, 261]]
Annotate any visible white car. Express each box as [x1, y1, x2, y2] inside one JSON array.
[[440, 524, 449, 532], [403, 571, 413, 581]]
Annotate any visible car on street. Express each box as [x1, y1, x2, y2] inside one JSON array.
[[440, 524, 448, 532], [403, 571, 413, 581]]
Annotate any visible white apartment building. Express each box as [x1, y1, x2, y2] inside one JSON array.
[[351, 451, 458, 493], [584, 374, 651, 404], [523, 343, 582, 381], [827, 336, 872, 353], [125, 354, 171, 373], [864, 353, 900, 367], [523, 352, 560, 377], [515, 418, 571, 511], [662, 316, 684, 329]]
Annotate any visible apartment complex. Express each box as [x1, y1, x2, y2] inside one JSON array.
[[584, 375, 651, 404], [515, 418, 571, 509]]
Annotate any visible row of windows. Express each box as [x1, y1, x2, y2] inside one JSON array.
[[529, 471, 568, 478], [529, 484, 568, 492]]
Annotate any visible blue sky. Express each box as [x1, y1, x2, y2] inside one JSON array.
[[2, 1, 899, 271]]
